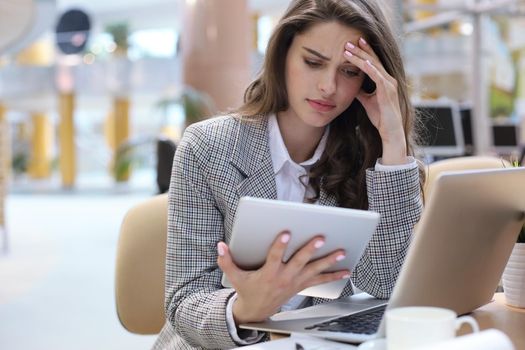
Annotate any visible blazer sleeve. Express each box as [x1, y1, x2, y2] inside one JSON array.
[[350, 167, 423, 299], [164, 125, 240, 349]]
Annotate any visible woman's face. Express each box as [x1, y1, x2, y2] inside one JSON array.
[[280, 21, 366, 130]]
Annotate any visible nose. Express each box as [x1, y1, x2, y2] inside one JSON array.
[[318, 70, 337, 96]]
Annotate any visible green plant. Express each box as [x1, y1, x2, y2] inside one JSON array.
[[489, 86, 514, 118], [113, 144, 133, 182], [105, 22, 129, 54], [156, 86, 215, 129], [12, 152, 28, 175], [112, 136, 156, 182]]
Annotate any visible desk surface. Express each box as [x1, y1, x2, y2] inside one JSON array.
[[271, 293, 525, 347], [459, 293, 525, 349]]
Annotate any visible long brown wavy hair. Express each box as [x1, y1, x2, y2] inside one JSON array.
[[236, 0, 422, 209]]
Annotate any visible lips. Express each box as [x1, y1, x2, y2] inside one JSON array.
[[307, 99, 336, 112]]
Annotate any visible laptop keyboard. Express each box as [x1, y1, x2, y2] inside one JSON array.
[[304, 305, 386, 335]]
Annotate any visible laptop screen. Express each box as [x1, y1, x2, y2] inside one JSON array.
[[415, 101, 465, 157]]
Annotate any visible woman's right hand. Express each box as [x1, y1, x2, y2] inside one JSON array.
[[217, 232, 350, 324]]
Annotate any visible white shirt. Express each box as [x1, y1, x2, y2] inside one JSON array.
[[269, 113, 329, 203], [226, 114, 417, 343]]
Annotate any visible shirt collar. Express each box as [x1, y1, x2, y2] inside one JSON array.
[[268, 114, 329, 174]]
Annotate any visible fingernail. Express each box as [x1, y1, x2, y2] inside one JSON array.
[[342, 273, 351, 279], [345, 42, 355, 49], [336, 254, 346, 262], [217, 242, 225, 256], [314, 240, 325, 249], [281, 233, 290, 244], [344, 50, 353, 57], [360, 37, 367, 45]]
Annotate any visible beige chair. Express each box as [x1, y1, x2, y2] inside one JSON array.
[[115, 193, 168, 334], [424, 156, 510, 201]]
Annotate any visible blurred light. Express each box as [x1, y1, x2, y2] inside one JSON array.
[[106, 42, 117, 53], [257, 16, 275, 54], [83, 53, 95, 64], [58, 54, 81, 66], [129, 29, 176, 58], [460, 22, 474, 36], [91, 44, 102, 55]]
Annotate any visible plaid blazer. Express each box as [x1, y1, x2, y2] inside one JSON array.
[[153, 115, 423, 350]]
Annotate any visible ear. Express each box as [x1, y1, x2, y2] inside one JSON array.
[[361, 75, 376, 94]]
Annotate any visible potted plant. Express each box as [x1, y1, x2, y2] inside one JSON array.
[[502, 161, 525, 308], [112, 136, 156, 183], [156, 86, 215, 132], [105, 22, 129, 56]]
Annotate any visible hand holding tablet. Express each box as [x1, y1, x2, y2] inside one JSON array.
[[220, 197, 380, 299]]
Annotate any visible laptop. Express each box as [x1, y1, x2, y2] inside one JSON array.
[[240, 167, 525, 343]]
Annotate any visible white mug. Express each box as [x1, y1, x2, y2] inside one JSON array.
[[386, 306, 479, 350]]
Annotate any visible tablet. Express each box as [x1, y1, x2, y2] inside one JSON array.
[[221, 197, 380, 299]]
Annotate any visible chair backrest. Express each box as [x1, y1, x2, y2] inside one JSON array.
[[156, 138, 177, 194], [115, 194, 168, 334], [424, 156, 510, 200]]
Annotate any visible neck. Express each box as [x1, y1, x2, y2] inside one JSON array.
[[276, 113, 325, 163]]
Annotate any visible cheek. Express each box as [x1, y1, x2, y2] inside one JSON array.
[[286, 62, 308, 92], [338, 78, 363, 103]]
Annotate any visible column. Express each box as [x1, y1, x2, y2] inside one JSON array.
[[515, 48, 525, 150], [58, 92, 76, 188], [0, 104, 8, 251], [182, 0, 251, 111], [28, 112, 52, 178], [113, 97, 131, 182], [471, 3, 492, 155]]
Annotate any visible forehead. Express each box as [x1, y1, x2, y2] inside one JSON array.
[[292, 21, 364, 53]]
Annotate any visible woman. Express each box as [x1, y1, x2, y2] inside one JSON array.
[[154, 0, 423, 349]]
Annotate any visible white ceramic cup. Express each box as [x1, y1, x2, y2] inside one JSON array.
[[386, 306, 479, 350]]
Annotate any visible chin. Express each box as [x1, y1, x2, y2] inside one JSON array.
[[305, 112, 337, 128]]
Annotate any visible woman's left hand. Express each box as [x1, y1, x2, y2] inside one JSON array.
[[343, 38, 407, 165]]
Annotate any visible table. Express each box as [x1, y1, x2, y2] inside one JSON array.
[[459, 293, 525, 349]]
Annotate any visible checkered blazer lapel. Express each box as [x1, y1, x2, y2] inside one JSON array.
[[231, 117, 277, 200], [318, 187, 339, 207], [230, 117, 339, 205]]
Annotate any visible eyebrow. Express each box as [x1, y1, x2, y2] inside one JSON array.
[[302, 46, 359, 69], [302, 46, 330, 61]]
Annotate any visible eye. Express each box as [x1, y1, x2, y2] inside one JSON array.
[[304, 58, 322, 68], [341, 67, 360, 78]]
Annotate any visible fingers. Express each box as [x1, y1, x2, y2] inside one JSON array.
[[344, 47, 382, 86], [302, 270, 352, 290], [219, 232, 350, 297], [302, 249, 346, 276], [355, 61, 383, 102], [295, 249, 348, 289], [263, 231, 291, 273], [343, 38, 395, 86], [284, 235, 326, 273], [346, 38, 380, 68], [216, 241, 243, 286]]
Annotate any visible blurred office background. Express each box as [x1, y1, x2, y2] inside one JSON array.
[[1, 0, 525, 349]]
